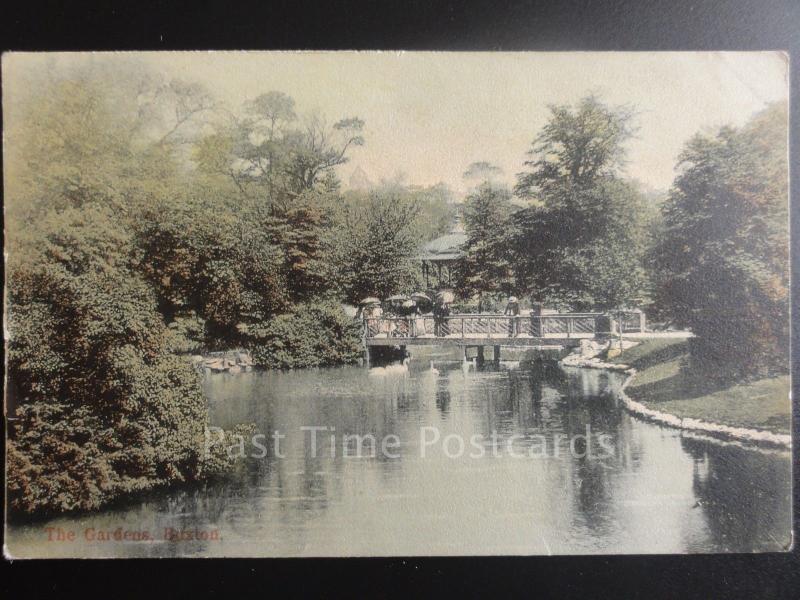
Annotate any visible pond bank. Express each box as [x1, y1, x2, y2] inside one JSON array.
[[191, 350, 255, 374], [560, 338, 792, 450]]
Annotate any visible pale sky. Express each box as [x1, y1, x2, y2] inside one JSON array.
[[5, 51, 789, 195]]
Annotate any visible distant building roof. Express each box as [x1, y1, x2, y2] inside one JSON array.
[[418, 231, 467, 262]]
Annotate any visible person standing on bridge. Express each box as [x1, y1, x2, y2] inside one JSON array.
[[504, 296, 520, 337], [400, 299, 416, 337], [433, 299, 450, 337]]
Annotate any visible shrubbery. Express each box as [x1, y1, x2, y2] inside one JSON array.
[[4, 61, 415, 515], [6, 208, 212, 513], [247, 301, 363, 369]]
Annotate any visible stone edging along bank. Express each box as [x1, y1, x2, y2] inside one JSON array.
[[559, 353, 792, 450]]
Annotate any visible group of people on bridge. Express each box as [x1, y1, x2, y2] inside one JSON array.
[[359, 293, 532, 338]]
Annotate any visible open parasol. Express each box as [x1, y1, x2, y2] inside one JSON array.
[[436, 290, 455, 304]]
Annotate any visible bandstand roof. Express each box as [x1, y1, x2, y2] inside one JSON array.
[[418, 232, 467, 262]]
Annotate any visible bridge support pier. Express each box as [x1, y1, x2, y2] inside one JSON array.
[[477, 346, 485, 365], [493, 345, 501, 363]]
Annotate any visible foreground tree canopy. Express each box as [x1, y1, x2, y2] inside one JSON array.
[[651, 103, 789, 380], [508, 96, 651, 311]]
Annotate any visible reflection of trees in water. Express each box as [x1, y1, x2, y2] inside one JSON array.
[[570, 453, 614, 535], [144, 473, 262, 557], [681, 438, 792, 552], [602, 411, 643, 477], [194, 365, 794, 554], [562, 366, 611, 400], [562, 368, 650, 480], [292, 371, 414, 493], [466, 365, 548, 434], [506, 363, 566, 430], [521, 374, 544, 429], [556, 367, 631, 535], [557, 387, 616, 534], [503, 370, 525, 425], [491, 364, 623, 534], [556, 368, 624, 437], [174, 480, 244, 521]]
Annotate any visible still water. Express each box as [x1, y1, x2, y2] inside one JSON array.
[[7, 351, 792, 557]]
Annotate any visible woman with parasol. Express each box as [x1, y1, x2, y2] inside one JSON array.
[[384, 294, 409, 316], [359, 297, 381, 317], [359, 297, 382, 337], [433, 290, 454, 337], [383, 294, 409, 336], [410, 292, 432, 336]]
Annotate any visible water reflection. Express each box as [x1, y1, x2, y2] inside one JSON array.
[[681, 437, 792, 552], [5, 353, 791, 557]]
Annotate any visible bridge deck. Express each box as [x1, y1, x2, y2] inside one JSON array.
[[363, 312, 625, 349], [365, 333, 597, 347]]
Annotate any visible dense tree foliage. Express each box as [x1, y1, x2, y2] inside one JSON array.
[[456, 183, 515, 308], [515, 96, 635, 198], [651, 102, 789, 379], [4, 60, 371, 514], [134, 196, 289, 339], [195, 91, 365, 210], [510, 96, 650, 310], [246, 301, 363, 370], [6, 204, 211, 513], [326, 190, 424, 305]]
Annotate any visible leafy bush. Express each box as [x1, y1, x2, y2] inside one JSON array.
[[134, 197, 290, 344], [248, 301, 363, 369], [165, 312, 207, 354], [6, 207, 212, 514], [200, 423, 258, 479], [652, 103, 789, 380]]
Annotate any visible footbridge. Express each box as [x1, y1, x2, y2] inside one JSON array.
[[363, 311, 647, 362]]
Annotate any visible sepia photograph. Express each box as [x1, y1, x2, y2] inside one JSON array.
[[2, 51, 791, 558]]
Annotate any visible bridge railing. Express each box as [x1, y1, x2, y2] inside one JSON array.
[[529, 313, 602, 337], [364, 312, 612, 339], [618, 310, 647, 333]]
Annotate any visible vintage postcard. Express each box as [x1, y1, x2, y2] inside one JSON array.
[[3, 51, 791, 558]]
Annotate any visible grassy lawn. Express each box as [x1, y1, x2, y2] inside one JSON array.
[[610, 339, 791, 434]]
